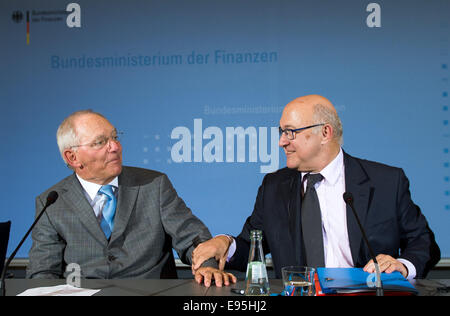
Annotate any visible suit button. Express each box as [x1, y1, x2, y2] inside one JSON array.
[[108, 255, 116, 262]]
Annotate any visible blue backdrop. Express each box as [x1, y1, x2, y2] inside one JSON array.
[[0, 0, 449, 259]]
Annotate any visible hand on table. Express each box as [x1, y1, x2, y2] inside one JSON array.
[[363, 254, 408, 278], [194, 267, 237, 288]]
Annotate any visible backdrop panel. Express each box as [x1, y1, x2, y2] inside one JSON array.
[[0, 0, 449, 259]]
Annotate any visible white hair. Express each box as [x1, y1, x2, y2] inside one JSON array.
[[56, 109, 106, 165], [312, 103, 343, 145]]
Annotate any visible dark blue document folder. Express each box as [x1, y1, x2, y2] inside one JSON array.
[[317, 268, 418, 295]]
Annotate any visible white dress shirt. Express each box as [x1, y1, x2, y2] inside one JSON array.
[[76, 175, 118, 222], [302, 148, 353, 268]]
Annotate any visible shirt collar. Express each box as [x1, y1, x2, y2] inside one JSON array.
[[301, 148, 344, 185], [76, 174, 119, 201], [319, 147, 344, 185]]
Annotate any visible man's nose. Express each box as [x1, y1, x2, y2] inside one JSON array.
[[279, 133, 290, 147], [107, 137, 121, 152]]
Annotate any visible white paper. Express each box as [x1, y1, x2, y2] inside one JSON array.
[[17, 284, 101, 296]]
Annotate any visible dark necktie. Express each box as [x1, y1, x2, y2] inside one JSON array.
[[301, 173, 325, 268]]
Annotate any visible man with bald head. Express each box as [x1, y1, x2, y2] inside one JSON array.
[[192, 95, 440, 280], [27, 110, 237, 287]]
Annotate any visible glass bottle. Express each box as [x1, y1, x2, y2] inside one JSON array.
[[244, 230, 270, 296]]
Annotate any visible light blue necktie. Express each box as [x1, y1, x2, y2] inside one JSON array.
[[98, 185, 117, 239]]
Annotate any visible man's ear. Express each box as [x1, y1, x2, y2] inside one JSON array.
[[63, 149, 81, 169], [321, 124, 334, 144]]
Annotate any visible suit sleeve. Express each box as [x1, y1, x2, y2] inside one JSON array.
[[227, 176, 271, 272], [26, 196, 65, 279], [395, 169, 440, 278], [158, 174, 217, 268]]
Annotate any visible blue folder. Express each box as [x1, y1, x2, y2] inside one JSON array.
[[317, 268, 418, 295]]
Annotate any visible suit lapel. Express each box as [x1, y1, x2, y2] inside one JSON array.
[[281, 175, 297, 237], [278, 169, 303, 264], [109, 169, 139, 243], [344, 153, 372, 266], [61, 174, 109, 245], [110, 182, 139, 243], [61, 170, 140, 245]]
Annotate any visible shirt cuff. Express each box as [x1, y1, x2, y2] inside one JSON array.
[[216, 234, 236, 262], [397, 258, 416, 280]]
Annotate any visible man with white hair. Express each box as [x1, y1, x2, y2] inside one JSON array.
[[192, 95, 440, 280], [27, 110, 236, 287]]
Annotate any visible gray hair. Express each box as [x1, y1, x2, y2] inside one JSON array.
[[312, 103, 343, 145], [56, 109, 106, 165]]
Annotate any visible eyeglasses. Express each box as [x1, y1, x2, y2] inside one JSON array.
[[279, 124, 325, 140], [71, 131, 123, 150]]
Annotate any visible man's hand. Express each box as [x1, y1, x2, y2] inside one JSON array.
[[363, 254, 408, 278], [192, 235, 232, 272], [194, 267, 237, 288]]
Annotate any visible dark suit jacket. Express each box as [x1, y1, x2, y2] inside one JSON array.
[[228, 152, 440, 278], [27, 166, 215, 279]]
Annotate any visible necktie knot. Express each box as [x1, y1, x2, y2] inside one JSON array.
[[99, 185, 115, 200], [305, 173, 324, 189]]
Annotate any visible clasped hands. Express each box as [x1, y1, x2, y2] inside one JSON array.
[[192, 235, 236, 287], [192, 236, 409, 287]]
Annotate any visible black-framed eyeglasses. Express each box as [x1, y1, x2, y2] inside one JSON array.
[[279, 124, 325, 140], [71, 131, 124, 150]]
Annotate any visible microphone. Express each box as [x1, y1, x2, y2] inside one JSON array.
[[0, 191, 58, 296], [343, 192, 384, 296]]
